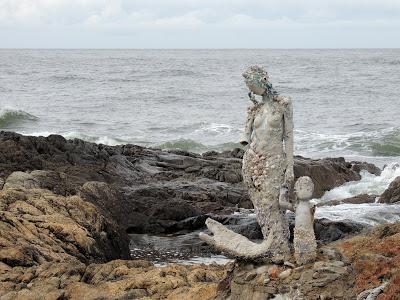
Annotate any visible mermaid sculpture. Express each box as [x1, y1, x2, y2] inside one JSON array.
[[200, 66, 294, 262]]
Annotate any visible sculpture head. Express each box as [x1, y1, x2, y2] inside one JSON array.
[[294, 176, 314, 201], [242, 65, 278, 97]]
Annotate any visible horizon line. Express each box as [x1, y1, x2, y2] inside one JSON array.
[[1, 47, 400, 50]]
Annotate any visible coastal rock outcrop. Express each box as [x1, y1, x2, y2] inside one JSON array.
[[0, 131, 379, 235], [379, 176, 400, 204], [0, 186, 129, 266], [216, 222, 400, 300], [1, 191, 399, 300], [0, 258, 228, 300], [336, 222, 400, 300], [0, 132, 398, 300], [0, 185, 228, 300]]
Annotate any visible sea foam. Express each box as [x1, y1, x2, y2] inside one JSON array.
[[317, 162, 400, 203]]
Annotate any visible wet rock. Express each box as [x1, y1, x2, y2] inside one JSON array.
[[313, 218, 367, 243], [378, 176, 400, 204], [294, 156, 377, 198], [317, 193, 377, 206], [209, 213, 264, 240], [0, 132, 379, 235], [350, 161, 381, 176], [166, 214, 209, 232]]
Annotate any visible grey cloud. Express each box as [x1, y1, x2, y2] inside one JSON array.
[[0, 0, 399, 48]]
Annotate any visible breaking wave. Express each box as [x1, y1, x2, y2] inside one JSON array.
[[370, 129, 400, 156], [0, 109, 39, 128], [317, 162, 400, 203], [62, 132, 129, 146], [296, 127, 400, 157]]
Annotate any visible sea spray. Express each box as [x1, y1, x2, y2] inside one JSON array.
[[315, 203, 400, 226], [318, 162, 400, 203]]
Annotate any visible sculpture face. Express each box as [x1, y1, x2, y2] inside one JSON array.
[[294, 176, 314, 200], [242, 65, 269, 96]]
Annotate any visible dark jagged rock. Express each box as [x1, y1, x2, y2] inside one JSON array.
[[293, 156, 377, 198], [313, 218, 367, 243], [350, 161, 381, 176], [0, 131, 379, 235], [378, 176, 400, 204]]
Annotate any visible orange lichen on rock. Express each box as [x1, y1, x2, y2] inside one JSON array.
[[336, 222, 400, 299], [377, 272, 400, 300], [267, 265, 280, 279]]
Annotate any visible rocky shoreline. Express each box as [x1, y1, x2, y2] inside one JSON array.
[[0, 131, 399, 299]]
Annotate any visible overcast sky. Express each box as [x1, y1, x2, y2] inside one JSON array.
[[1, 0, 400, 48]]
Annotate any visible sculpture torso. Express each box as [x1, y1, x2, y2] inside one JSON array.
[[251, 97, 285, 155]]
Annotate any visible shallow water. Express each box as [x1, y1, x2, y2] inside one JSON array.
[[129, 231, 233, 266]]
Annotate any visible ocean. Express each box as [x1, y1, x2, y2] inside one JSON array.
[[1, 49, 399, 167]]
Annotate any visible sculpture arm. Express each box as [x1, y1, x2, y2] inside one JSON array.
[[283, 98, 294, 185], [240, 106, 256, 146]]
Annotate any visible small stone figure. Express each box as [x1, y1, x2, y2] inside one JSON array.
[[200, 66, 294, 262], [293, 176, 317, 265]]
